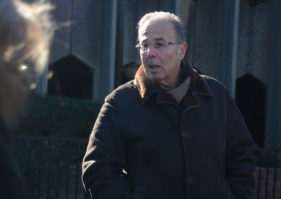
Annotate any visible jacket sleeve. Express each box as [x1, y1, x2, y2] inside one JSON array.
[[225, 96, 256, 199], [82, 100, 131, 199]]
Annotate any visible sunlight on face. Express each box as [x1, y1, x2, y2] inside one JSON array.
[[138, 19, 187, 89]]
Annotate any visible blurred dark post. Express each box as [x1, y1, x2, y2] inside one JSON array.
[[114, 0, 125, 87], [219, 0, 240, 97], [268, 0, 281, 149]]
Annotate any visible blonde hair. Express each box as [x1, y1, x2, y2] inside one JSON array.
[[0, 0, 54, 128]]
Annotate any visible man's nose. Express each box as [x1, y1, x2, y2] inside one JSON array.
[[146, 45, 157, 57]]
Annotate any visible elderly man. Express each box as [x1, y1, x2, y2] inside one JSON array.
[[82, 11, 255, 199]]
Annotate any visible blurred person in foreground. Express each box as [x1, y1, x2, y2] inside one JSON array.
[[0, 0, 53, 198], [82, 11, 255, 199]]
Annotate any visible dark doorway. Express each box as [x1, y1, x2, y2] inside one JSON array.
[[236, 74, 266, 147], [48, 55, 93, 99]]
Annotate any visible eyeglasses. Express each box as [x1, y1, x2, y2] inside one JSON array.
[[136, 41, 182, 52]]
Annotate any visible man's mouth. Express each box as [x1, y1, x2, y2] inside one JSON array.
[[146, 59, 161, 72], [147, 59, 159, 68], [149, 64, 160, 68]]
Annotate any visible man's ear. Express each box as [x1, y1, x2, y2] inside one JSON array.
[[178, 42, 188, 59]]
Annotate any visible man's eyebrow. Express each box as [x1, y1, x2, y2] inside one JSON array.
[[140, 37, 166, 43], [140, 39, 148, 43], [154, 38, 165, 42]]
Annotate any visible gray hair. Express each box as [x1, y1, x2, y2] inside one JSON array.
[[0, 0, 54, 128], [137, 11, 186, 42]]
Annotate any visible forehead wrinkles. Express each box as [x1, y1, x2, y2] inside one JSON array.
[[138, 20, 176, 42]]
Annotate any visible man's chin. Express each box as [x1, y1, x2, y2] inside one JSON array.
[[147, 74, 163, 83], [143, 69, 163, 81]]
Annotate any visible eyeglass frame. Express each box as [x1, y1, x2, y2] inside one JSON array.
[[135, 40, 182, 52]]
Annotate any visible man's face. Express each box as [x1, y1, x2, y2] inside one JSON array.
[[138, 19, 188, 89]]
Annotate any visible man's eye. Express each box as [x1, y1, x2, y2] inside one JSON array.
[[142, 43, 149, 48], [155, 42, 165, 48]]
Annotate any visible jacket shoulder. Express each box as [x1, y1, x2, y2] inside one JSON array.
[[199, 73, 230, 96], [200, 74, 225, 88], [104, 80, 138, 104]]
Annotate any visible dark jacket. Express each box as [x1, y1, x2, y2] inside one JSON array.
[[82, 60, 255, 199]]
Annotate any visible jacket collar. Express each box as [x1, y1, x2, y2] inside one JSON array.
[[134, 60, 213, 109]]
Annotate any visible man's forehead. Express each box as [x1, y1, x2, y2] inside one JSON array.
[[138, 19, 175, 42]]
